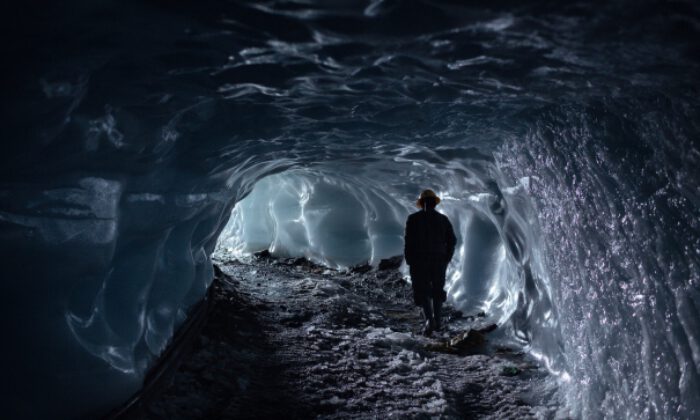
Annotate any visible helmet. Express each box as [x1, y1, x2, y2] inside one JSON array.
[[416, 189, 441, 208]]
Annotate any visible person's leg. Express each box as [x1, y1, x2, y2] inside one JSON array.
[[431, 259, 448, 331], [410, 265, 425, 306], [421, 295, 433, 335], [411, 264, 433, 335], [433, 298, 442, 331]]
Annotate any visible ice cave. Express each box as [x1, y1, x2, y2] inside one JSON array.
[[2, 1, 699, 419]]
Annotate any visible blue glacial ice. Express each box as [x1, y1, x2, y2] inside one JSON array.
[[2, 0, 700, 418]]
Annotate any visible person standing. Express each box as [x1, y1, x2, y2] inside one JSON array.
[[404, 189, 457, 336]]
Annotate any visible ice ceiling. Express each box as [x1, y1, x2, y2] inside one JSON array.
[[3, 0, 700, 419]]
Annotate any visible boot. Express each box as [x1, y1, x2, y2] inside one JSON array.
[[422, 299, 433, 336], [433, 300, 442, 332]]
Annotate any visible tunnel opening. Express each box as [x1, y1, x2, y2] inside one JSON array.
[[212, 166, 555, 340], [134, 162, 566, 418]]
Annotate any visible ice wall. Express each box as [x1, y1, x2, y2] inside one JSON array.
[[1, 180, 232, 418], [4, 0, 700, 418], [216, 170, 407, 268], [499, 99, 700, 418], [216, 166, 561, 371]]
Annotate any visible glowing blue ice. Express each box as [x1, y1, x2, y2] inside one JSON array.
[[3, 1, 699, 418]]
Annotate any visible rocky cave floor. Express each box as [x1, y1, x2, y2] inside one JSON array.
[[144, 253, 564, 419]]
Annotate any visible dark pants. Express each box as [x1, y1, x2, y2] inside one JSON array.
[[409, 257, 448, 306]]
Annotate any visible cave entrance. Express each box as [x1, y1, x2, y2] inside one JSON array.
[[139, 168, 559, 418], [214, 169, 519, 321], [142, 174, 555, 417]]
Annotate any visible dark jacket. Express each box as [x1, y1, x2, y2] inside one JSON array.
[[404, 208, 457, 266]]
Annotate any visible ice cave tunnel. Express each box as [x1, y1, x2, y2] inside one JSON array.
[[2, 1, 700, 419]]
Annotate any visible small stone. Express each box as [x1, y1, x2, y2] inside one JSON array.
[[501, 366, 521, 376], [254, 249, 271, 259], [351, 263, 372, 274], [378, 255, 403, 271], [476, 324, 497, 334], [450, 330, 486, 349]]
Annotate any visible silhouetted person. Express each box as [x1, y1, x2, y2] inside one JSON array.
[[404, 189, 457, 336]]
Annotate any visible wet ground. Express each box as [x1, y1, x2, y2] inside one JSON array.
[[145, 254, 563, 419]]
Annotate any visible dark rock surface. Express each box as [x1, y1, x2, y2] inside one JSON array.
[[377, 255, 404, 271], [144, 256, 563, 419]]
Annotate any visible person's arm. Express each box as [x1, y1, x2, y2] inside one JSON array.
[[404, 216, 414, 266], [445, 217, 457, 264]]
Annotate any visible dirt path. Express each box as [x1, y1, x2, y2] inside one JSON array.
[[145, 255, 561, 419]]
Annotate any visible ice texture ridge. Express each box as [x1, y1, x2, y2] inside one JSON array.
[[3, 1, 700, 419]]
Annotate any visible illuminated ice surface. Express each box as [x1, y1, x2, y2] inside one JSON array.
[[2, 1, 699, 418], [216, 171, 408, 269], [146, 257, 564, 419]]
